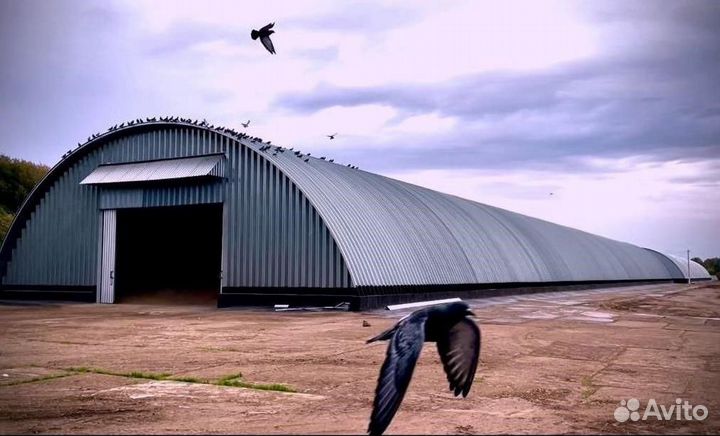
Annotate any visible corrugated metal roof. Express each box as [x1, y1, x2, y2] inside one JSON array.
[[254, 143, 711, 286], [662, 253, 711, 279], [2, 118, 708, 294], [80, 154, 224, 185]]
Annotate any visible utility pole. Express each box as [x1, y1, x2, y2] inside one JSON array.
[[687, 249, 691, 285]]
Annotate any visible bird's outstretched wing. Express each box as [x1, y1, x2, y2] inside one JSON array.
[[260, 35, 276, 54], [436, 318, 481, 397], [260, 22, 275, 32], [368, 317, 425, 436]]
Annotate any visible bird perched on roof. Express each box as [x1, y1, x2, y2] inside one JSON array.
[[327, 133, 338, 140], [241, 120, 251, 128], [366, 301, 481, 436], [251, 22, 276, 54]]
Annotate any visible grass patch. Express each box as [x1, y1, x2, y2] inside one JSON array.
[[580, 375, 598, 400], [167, 375, 209, 384], [127, 371, 172, 380], [4, 372, 74, 386], [62, 367, 295, 393], [66, 367, 171, 380], [215, 373, 295, 393], [216, 372, 243, 384], [199, 346, 241, 353]]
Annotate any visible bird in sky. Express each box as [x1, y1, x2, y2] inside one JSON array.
[[327, 133, 338, 140], [251, 22, 276, 54], [366, 301, 481, 436], [241, 120, 250, 128]]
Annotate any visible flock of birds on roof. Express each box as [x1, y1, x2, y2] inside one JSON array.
[[62, 114, 358, 169], [65, 22, 353, 166]]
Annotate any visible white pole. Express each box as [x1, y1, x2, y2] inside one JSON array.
[[687, 249, 691, 285]]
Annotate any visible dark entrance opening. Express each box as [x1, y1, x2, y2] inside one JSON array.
[[115, 204, 222, 305]]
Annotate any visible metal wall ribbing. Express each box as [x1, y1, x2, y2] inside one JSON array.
[[3, 152, 100, 285], [222, 141, 351, 288], [647, 250, 709, 280], [1, 124, 352, 290], [266, 150, 711, 285]]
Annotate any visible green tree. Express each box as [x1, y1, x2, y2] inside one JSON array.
[[0, 154, 49, 243], [0, 207, 12, 243], [702, 258, 720, 277]]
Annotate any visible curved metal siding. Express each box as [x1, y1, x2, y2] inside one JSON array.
[[660, 253, 712, 279], [264, 150, 683, 287], [1, 123, 351, 290], [223, 142, 351, 288], [3, 152, 101, 285], [1, 119, 698, 294]]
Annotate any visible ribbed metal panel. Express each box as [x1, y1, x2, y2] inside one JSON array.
[[2, 151, 101, 286], [1, 119, 701, 296], [261, 146, 691, 287], [98, 209, 116, 303], [657, 252, 711, 279], [80, 154, 224, 185], [222, 142, 350, 288], [1, 123, 351, 291], [98, 183, 224, 210]]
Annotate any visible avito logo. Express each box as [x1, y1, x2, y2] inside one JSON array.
[[615, 398, 708, 422]]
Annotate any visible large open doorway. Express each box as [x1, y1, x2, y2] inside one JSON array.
[[114, 204, 223, 305]]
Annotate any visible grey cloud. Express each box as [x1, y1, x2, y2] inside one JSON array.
[[292, 46, 339, 63], [286, 1, 424, 33], [274, 3, 720, 173], [143, 23, 241, 56]]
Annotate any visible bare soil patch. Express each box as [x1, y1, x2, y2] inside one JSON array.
[[1, 282, 719, 434]]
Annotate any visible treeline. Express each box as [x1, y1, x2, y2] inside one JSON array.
[[692, 257, 720, 278], [0, 155, 50, 242]]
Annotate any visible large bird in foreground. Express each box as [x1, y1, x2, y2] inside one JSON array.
[[366, 301, 481, 435], [251, 22, 276, 54]]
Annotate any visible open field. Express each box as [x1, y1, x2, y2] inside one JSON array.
[[1, 282, 719, 434]]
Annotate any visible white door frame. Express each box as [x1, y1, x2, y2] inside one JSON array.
[[97, 209, 117, 303]]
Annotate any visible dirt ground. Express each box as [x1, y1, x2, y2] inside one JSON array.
[[1, 282, 719, 435]]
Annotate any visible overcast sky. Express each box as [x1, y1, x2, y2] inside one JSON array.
[[1, 0, 718, 259]]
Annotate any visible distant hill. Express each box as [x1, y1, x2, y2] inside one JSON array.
[[0, 155, 50, 243]]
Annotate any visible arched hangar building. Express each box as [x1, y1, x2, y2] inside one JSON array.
[[0, 120, 711, 310]]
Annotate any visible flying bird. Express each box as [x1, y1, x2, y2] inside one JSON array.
[[251, 22, 276, 54], [327, 133, 338, 140], [366, 301, 481, 436], [241, 120, 251, 128]]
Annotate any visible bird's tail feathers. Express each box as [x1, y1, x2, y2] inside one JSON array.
[[366, 326, 396, 343]]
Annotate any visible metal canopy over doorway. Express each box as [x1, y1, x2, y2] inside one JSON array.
[[88, 154, 227, 305]]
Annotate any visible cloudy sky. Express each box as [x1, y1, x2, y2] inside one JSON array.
[[1, 0, 718, 259]]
